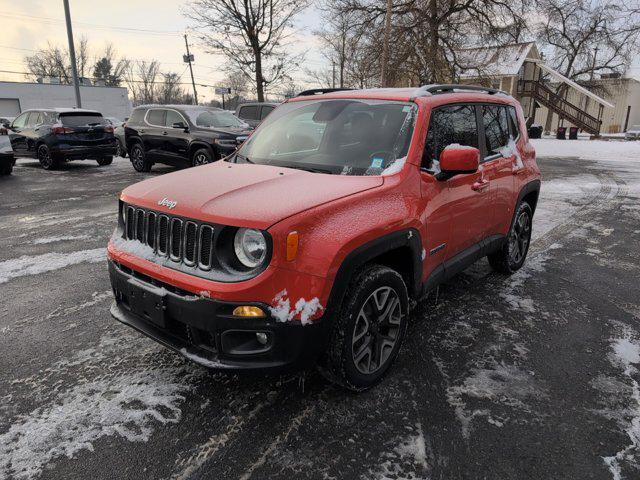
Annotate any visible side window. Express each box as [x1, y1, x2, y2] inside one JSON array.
[[239, 105, 259, 121], [508, 106, 520, 139], [165, 110, 185, 127], [12, 112, 29, 128], [482, 105, 510, 156], [260, 105, 274, 120], [146, 109, 165, 126], [423, 104, 479, 169], [128, 109, 145, 125], [26, 111, 43, 127], [41, 112, 56, 125]]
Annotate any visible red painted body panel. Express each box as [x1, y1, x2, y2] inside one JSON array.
[[109, 88, 540, 326]]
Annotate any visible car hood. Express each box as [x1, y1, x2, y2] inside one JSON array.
[[121, 161, 383, 229]]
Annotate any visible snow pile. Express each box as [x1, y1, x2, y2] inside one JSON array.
[[111, 237, 157, 262], [443, 143, 477, 151], [366, 423, 430, 480], [269, 289, 323, 325], [381, 156, 407, 176], [0, 248, 105, 284]]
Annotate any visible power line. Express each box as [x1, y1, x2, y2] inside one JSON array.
[[0, 12, 184, 36]]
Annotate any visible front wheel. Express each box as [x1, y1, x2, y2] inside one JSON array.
[[130, 144, 151, 172], [37, 144, 58, 170], [0, 163, 12, 175], [488, 201, 533, 274], [320, 264, 409, 391], [192, 147, 214, 167], [97, 156, 113, 166]]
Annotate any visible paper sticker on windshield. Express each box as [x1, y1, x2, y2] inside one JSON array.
[[371, 158, 384, 169]]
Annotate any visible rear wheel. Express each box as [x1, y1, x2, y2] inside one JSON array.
[[37, 144, 58, 170], [97, 156, 113, 166], [115, 139, 127, 158], [320, 264, 409, 391], [130, 143, 151, 172], [192, 147, 213, 167], [488, 201, 533, 274]]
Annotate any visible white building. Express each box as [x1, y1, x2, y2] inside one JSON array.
[[0, 81, 131, 120]]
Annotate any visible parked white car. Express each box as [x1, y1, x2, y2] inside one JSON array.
[[625, 125, 640, 140]]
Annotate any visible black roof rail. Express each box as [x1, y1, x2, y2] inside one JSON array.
[[413, 84, 509, 98], [296, 88, 353, 97]]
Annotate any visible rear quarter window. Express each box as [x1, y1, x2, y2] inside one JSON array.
[[128, 109, 145, 125]]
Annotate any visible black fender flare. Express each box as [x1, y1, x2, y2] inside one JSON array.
[[516, 179, 541, 214], [324, 228, 423, 318]]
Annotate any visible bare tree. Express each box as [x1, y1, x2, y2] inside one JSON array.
[[184, 0, 308, 101], [328, 0, 529, 86], [125, 60, 161, 104]]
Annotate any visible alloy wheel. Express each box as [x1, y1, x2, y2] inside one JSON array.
[[351, 286, 402, 375], [38, 145, 52, 168], [194, 152, 209, 165], [132, 146, 144, 169], [508, 210, 531, 265]]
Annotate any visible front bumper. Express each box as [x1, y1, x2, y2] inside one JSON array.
[[108, 260, 330, 373]]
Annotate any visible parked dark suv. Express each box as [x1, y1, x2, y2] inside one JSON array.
[[7, 108, 116, 170], [125, 105, 252, 172], [235, 102, 277, 128]]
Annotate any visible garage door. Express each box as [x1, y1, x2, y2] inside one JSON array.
[[0, 98, 21, 117]]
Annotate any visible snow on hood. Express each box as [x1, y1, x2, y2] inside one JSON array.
[[121, 161, 383, 229]]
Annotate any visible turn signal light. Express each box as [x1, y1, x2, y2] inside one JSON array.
[[233, 306, 266, 317], [286, 231, 299, 261]]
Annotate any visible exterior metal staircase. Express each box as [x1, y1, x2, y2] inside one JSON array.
[[518, 79, 602, 135]]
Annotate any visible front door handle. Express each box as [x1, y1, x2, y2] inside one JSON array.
[[472, 179, 490, 191], [162, 131, 168, 135]]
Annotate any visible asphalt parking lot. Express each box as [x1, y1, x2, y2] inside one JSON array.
[[1, 142, 640, 480]]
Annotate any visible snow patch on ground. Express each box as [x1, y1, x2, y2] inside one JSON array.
[[601, 329, 640, 480], [367, 423, 430, 479], [31, 234, 91, 245], [0, 330, 197, 480], [0, 248, 105, 284]]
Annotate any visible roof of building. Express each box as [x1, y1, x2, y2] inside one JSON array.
[[458, 42, 537, 78]]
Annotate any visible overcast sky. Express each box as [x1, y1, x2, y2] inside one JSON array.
[[0, 0, 326, 102], [0, 0, 638, 103]]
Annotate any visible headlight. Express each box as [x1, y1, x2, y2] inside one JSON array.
[[215, 138, 237, 147], [234, 228, 267, 268]]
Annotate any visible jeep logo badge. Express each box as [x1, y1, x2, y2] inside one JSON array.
[[158, 198, 177, 209]]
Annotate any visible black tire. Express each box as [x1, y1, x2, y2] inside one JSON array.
[[37, 144, 58, 170], [115, 139, 127, 158], [0, 163, 12, 175], [488, 201, 533, 274], [130, 143, 151, 172], [320, 264, 409, 392], [97, 156, 113, 166], [191, 147, 213, 167]]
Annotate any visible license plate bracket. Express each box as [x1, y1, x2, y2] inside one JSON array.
[[126, 278, 166, 328]]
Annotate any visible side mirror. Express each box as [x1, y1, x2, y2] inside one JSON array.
[[439, 146, 480, 176], [172, 122, 188, 131]]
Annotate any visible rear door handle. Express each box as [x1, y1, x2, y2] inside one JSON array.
[[472, 179, 490, 191], [162, 131, 168, 135]]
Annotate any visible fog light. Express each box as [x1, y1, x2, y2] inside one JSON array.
[[233, 305, 265, 317], [256, 332, 268, 345]]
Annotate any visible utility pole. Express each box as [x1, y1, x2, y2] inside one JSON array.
[[332, 61, 336, 89], [183, 34, 198, 105], [63, 0, 81, 108]]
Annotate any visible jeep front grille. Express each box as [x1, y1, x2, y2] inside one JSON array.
[[124, 204, 217, 270]]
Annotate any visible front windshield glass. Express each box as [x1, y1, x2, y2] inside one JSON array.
[[186, 109, 247, 129], [235, 99, 417, 176]]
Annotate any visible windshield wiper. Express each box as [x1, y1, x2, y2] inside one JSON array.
[[281, 164, 333, 174], [235, 153, 254, 164]]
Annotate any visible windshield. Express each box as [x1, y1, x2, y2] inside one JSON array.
[[186, 109, 247, 129], [235, 99, 417, 175]]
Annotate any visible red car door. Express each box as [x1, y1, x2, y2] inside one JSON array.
[[422, 104, 491, 263]]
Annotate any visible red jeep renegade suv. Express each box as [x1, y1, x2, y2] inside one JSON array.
[[107, 85, 540, 391]]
